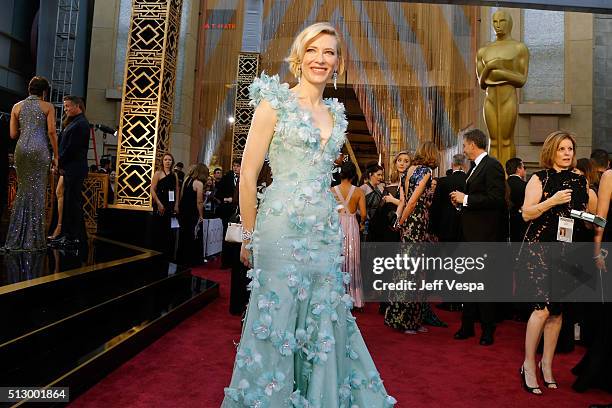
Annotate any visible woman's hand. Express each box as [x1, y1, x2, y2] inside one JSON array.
[[240, 242, 252, 268], [595, 256, 606, 272], [174, 203, 179, 214], [157, 202, 165, 215], [551, 189, 572, 206]]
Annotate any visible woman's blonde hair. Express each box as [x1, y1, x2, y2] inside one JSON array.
[[412, 141, 440, 170], [389, 150, 411, 183], [539, 130, 577, 169], [285, 22, 345, 79]]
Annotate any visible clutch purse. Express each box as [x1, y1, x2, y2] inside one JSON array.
[[225, 222, 242, 243]]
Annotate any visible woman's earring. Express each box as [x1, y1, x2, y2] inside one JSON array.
[[333, 71, 338, 90], [297, 67, 301, 84]]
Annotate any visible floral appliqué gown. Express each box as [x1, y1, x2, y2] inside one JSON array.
[[223, 74, 396, 408]]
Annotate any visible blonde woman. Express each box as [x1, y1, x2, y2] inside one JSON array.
[[520, 131, 588, 394], [385, 141, 440, 334], [222, 22, 395, 407]]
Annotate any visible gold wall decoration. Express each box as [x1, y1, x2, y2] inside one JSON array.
[[7, 167, 16, 212], [114, 0, 183, 210], [82, 173, 109, 235], [232, 52, 260, 163]]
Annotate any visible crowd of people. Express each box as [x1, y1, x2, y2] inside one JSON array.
[[3, 22, 611, 406], [325, 129, 612, 396]]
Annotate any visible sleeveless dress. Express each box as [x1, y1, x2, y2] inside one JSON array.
[[177, 177, 201, 266], [384, 166, 433, 331], [153, 171, 177, 257], [222, 73, 396, 407], [333, 185, 364, 308], [4, 96, 50, 251], [521, 169, 588, 314]]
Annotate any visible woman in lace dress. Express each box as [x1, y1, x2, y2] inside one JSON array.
[[222, 23, 395, 407], [520, 131, 588, 394]]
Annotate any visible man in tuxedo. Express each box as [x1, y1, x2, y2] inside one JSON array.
[[431, 154, 468, 242], [431, 154, 468, 313], [50, 95, 90, 248], [506, 157, 526, 242], [450, 129, 506, 345], [215, 159, 241, 268]]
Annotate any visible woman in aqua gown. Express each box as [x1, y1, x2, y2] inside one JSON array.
[[222, 23, 396, 407]]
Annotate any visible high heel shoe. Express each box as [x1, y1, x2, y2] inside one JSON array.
[[520, 366, 542, 395], [539, 361, 558, 389], [48, 224, 62, 240]]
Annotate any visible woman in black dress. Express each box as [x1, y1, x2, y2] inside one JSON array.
[[520, 131, 589, 394], [378, 151, 410, 242], [177, 163, 209, 266], [151, 153, 180, 256], [362, 163, 385, 242]]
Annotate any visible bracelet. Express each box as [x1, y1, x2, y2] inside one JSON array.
[[241, 227, 254, 242], [593, 248, 609, 260]]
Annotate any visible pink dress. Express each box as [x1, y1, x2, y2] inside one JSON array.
[[333, 185, 364, 308]]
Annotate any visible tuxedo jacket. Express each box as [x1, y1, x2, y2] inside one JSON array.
[[215, 171, 238, 201], [431, 170, 467, 241], [460, 155, 506, 242], [59, 113, 90, 177], [507, 175, 527, 242]]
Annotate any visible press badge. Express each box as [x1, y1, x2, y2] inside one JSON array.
[[557, 216, 574, 242], [169, 190, 175, 202]]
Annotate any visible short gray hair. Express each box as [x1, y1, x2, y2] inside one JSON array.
[[452, 153, 467, 167]]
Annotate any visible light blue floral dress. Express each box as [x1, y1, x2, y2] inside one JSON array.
[[222, 73, 396, 408]]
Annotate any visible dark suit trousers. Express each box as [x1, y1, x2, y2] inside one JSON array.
[[62, 172, 87, 241], [462, 302, 496, 332]]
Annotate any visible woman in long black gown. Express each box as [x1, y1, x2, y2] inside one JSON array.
[[177, 163, 208, 266], [151, 153, 180, 256]]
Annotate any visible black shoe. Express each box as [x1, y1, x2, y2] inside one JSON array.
[[48, 234, 65, 245], [479, 332, 494, 346], [520, 366, 542, 395], [454, 327, 475, 340], [480, 325, 496, 346], [50, 236, 79, 249], [539, 361, 558, 389]]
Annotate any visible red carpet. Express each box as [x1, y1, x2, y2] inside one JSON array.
[[71, 260, 611, 407]]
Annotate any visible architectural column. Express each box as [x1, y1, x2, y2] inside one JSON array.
[[113, 0, 182, 209]]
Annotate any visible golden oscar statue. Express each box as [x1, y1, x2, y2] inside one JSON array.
[[477, 10, 529, 166]]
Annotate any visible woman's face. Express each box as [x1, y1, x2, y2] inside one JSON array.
[[163, 155, 173, 170], [395, 154, 410, 173], [370, 169, 384, 186], [109, 171, 116, 183], [300, 34, 338, 86], [206, 177, 214, 187], [554, 138, 574, 170]]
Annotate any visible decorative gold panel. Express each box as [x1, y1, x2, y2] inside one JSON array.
[[7, 167, 16, 212], [82, 173, 109, 235], [114, 0, 183, 210], [232, 53, 260, 163]]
